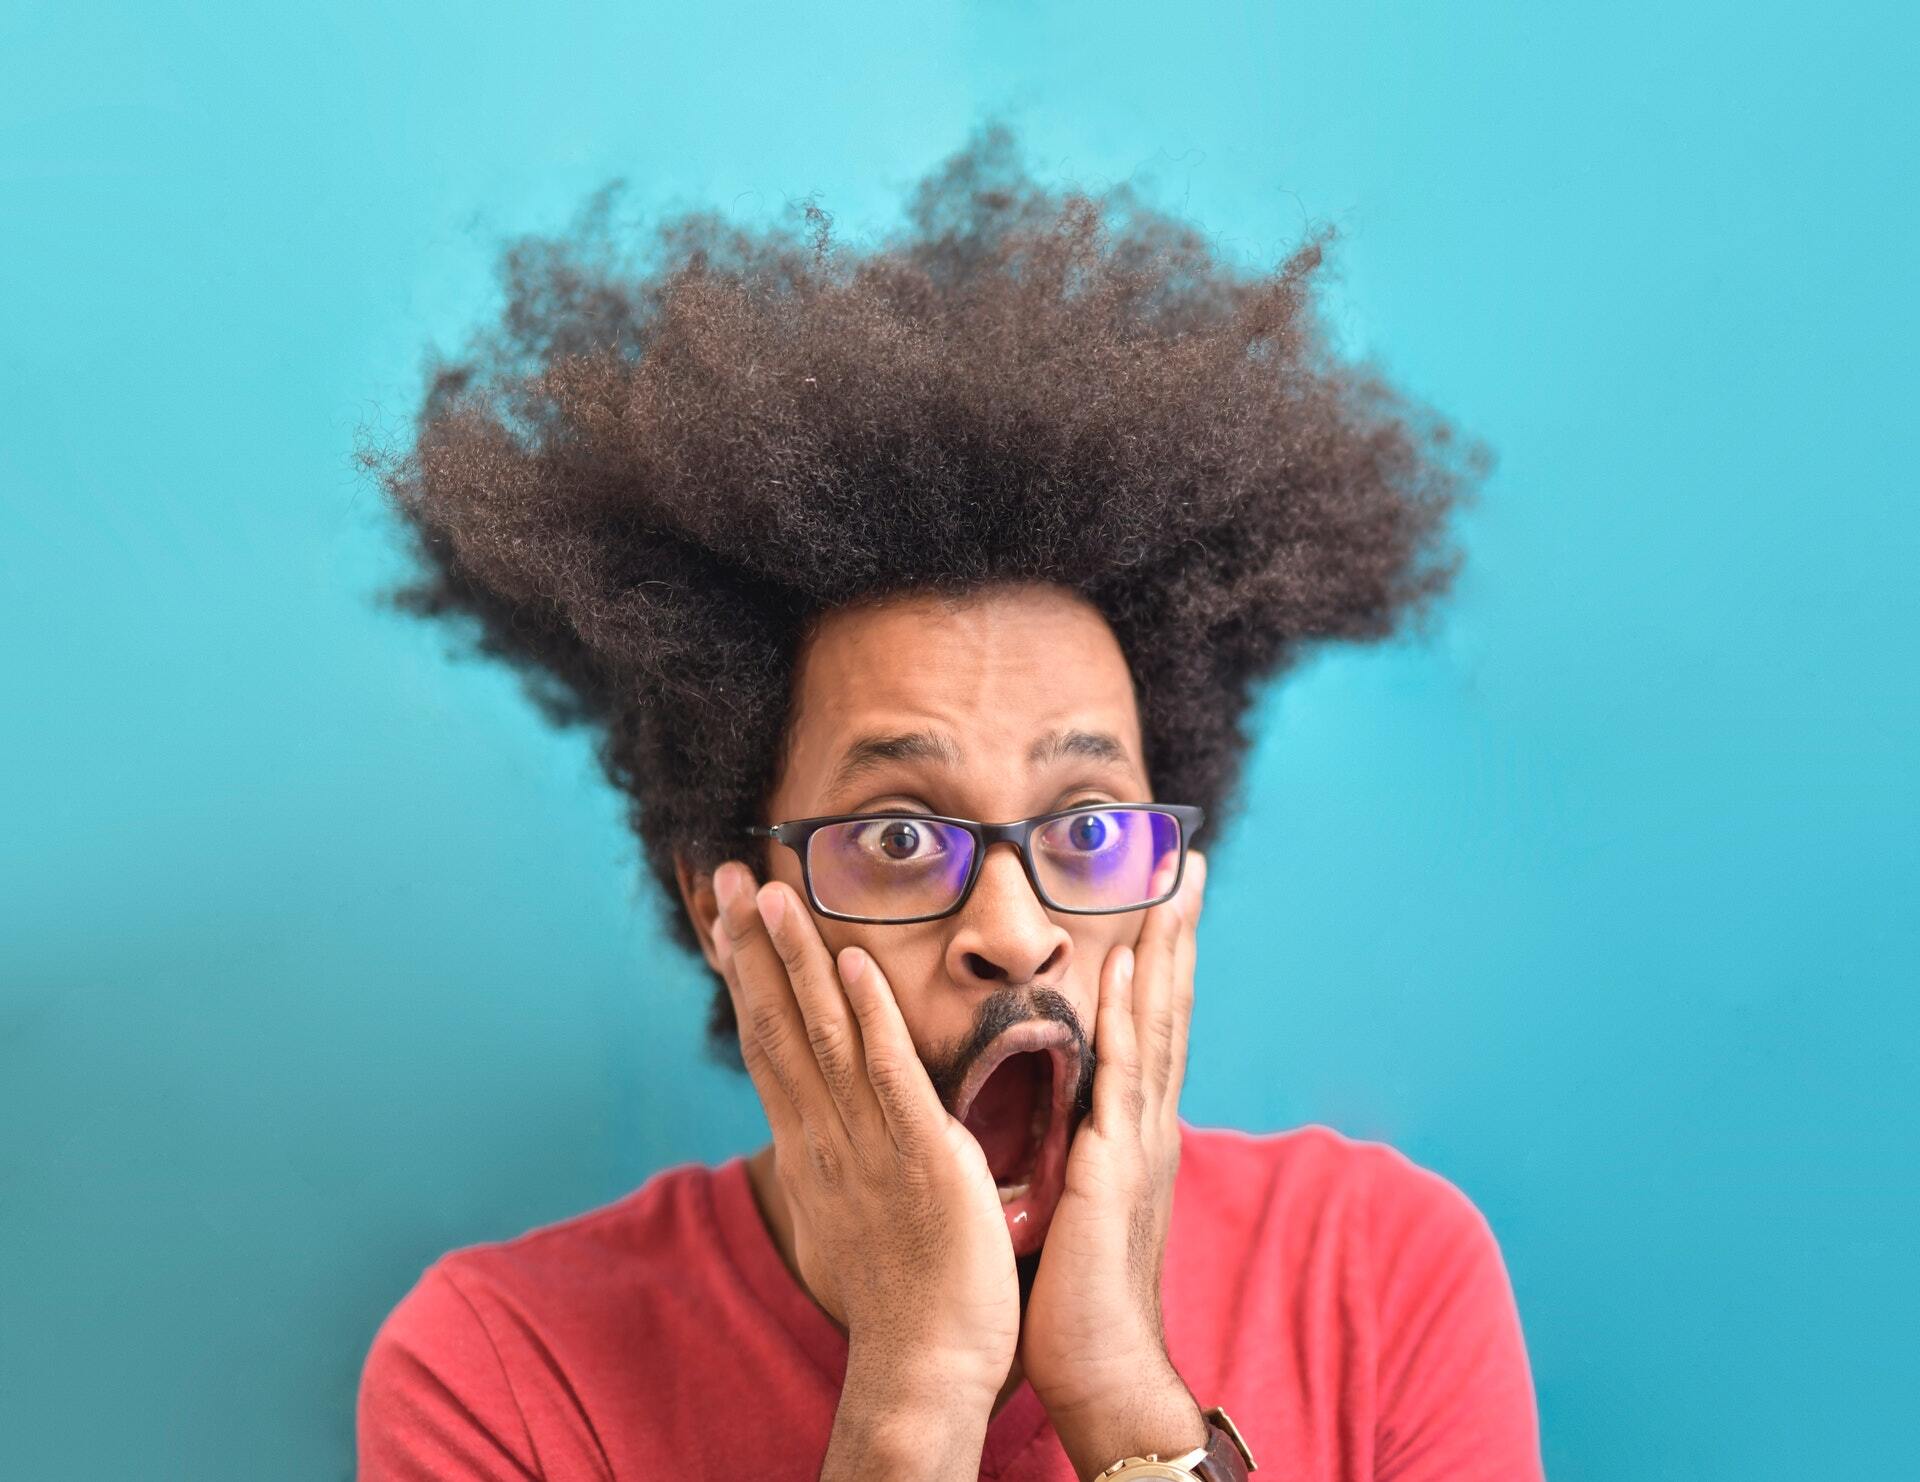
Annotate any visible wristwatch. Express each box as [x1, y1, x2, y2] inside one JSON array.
[[1095, 1406, 1257, 1481]]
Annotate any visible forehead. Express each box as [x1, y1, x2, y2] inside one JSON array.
[[778, 583, 1146, 808]]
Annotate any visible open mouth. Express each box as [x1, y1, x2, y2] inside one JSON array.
[[951, 1021, 1080, 1256]]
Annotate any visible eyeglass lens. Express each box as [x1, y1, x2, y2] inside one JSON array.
[[803, 809, 1184, 920]]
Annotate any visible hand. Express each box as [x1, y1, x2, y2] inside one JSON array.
[[1019, 850, 1210, 1479], [708, 861, 1020, 1453]]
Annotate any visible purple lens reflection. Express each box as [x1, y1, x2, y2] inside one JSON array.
[[1032, 808, 1181, 910], [807, 816, 977, 920]]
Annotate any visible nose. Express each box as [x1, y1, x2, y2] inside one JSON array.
[[943, 841, 1072, 991]]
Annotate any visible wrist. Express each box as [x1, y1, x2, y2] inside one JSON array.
[[830, 1338, 999, 1472], [1041, 1358, 1207, 1481], [845, 1325, 1007, 1406], [824, 1401, 985, 1482], [840, 1328, 1006, 1435], [824, 1394, 987, 1482]]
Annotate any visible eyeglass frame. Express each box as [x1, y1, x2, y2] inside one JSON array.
[[743, 801, 1206, 925]]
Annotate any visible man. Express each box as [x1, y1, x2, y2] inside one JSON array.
[[355, 123, 1542, 1480]]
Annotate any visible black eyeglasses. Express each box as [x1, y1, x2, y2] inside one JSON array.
[[744, 802, 1204, 925]]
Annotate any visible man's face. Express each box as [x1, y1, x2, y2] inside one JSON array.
[[743, 580, 1154, 1256]]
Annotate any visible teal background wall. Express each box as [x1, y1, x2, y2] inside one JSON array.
[[4, 2, 1914, 1476]]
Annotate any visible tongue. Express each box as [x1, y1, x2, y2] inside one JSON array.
[[962, 1052, 1043, 1183]]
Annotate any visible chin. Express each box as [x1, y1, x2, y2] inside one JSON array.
[[951, 1021, 1084, 1258]]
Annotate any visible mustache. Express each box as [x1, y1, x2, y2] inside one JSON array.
[[922, 986, 1096, 1123]]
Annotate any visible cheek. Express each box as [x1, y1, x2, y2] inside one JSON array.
[[817, 926, 959, 1045]]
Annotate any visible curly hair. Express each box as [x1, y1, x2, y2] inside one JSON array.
[[357, 119, 1492, 1063]]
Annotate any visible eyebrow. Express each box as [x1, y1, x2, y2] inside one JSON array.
[[825, 725, 1134, 803], [1028, 726, 1132, 770]]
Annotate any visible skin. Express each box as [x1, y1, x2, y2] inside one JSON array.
[[676, 580, 1211, 1481]]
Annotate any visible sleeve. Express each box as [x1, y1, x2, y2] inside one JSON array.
[[1365, 1148, 1544, 1482], [356, 1262, 543, 1481]]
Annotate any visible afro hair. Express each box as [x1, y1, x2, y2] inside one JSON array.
[[358, 119, 1493, 1061]]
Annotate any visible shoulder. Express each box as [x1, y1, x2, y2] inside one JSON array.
[[1176, 1119, 1492, 1240], [1177, 1123, 1541, 1478], [356, 1161, 724, 1475], [357, 1258, 539, 1477], [376, 1159, 724, 1340], [419, 1158, 722, 1312], [1175, 1121, 1525, 1363]]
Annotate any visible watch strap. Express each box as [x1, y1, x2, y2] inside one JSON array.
[[1095, 1406, 1256, 1482], [1193, 1407, 1257, 1481]]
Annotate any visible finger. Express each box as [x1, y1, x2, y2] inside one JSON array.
[[754, 878, 885, 1138], [717, 926, 852, 1193], [836, 945, 948, 1152], [713, 860, 838, 1132], [711, 917, 805, 1148], [1147, 848, 1181, 903], [1131, 851, 1197, 1102], [1163, 851, 1206, 1113], [1092, 942, 1144, 1135]]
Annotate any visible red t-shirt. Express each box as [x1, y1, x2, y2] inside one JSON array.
[[357, 1122, 1543, 1480]]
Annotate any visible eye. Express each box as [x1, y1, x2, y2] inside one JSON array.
[[848, 816, 948, 863], [1056, 809, 1128, 856]]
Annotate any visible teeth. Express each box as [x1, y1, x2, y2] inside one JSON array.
[[997, 1180, 1031, 1204]]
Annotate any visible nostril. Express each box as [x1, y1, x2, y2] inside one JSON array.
[[961, 942, 1065, 984], [962, 950, 1003, 982]]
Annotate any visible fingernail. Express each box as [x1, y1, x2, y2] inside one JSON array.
[[756, 884, 785, 932], [1118, 946, 1135, 984], [837, 946, 864, 984], [713, 863, 740, 912]]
